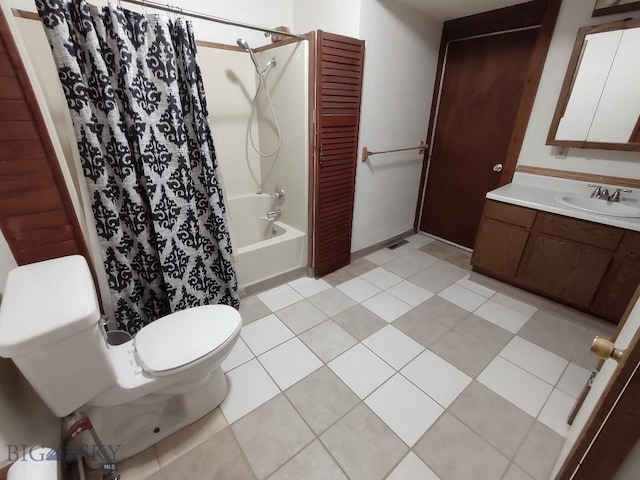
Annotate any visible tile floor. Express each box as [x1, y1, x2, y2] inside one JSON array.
[[99, 235, 616, 480]]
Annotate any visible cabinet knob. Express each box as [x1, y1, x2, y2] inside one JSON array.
[[492, 163, 503, 172], [591, 336, 625, 362]]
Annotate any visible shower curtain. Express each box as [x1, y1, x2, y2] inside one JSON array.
[[36, 0, 239, 334]]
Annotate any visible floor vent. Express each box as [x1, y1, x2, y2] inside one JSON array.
[[386, 239, 409, 250]]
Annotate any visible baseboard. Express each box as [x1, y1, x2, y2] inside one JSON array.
[[350, 229, 416, 260]]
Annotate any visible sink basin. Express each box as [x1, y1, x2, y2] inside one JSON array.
[[553, 195, 640, 218]]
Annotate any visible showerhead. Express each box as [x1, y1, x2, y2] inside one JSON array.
[[236, 38, 250, 51], [236, 37, 274, 75]]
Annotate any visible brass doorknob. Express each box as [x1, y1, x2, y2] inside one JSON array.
[[591, 337, 625, 362]]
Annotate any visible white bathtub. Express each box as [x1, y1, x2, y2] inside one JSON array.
[[227, 193, 307, 287]]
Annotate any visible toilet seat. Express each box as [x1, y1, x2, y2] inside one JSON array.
[[135, 305, 241, 377]]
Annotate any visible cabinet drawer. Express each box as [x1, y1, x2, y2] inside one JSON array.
[[484, 200, 536, 228], [536, 212, 623, 251]]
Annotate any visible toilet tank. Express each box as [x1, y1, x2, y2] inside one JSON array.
[[0, 256, 117, 417]]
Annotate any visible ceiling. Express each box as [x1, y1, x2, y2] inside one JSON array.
[[391, 0, 532, 21]]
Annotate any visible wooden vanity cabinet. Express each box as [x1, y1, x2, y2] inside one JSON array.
[[471, 200, 639, 323]]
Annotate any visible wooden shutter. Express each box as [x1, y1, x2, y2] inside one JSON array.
[[0, 9, 91, 268], [312, 31, 365, 277]]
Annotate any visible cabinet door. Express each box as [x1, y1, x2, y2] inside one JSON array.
[[590, 258, 640, 322], [471, 218, 530, 279], [517, 234, 612, 308], [590, 232, 640, 322]]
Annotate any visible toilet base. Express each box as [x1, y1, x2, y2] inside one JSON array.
[[80, 367, 228, 469]]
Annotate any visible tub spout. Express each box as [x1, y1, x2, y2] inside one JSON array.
[[267, 209, 281, 221]]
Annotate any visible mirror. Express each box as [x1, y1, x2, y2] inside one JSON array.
[[593, 0, 640, 17], [547, 19, 640, 151]]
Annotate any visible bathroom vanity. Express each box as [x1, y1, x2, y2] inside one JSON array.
[[471, 175, 640, 324]]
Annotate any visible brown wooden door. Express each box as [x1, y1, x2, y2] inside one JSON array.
[[0, 8, 91, 268], [419, 28, 537, 247], [554, 287, 640, 480], [312, 31, 364, 277]]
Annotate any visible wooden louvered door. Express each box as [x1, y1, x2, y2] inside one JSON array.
[[0, 9, 91, 268], [312, 31, 365, 277]]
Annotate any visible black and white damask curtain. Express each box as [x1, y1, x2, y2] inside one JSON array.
[[36, 0, 239, 334]]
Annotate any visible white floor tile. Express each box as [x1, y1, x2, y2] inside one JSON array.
[[362, 292, 413, 323], [557, 363, 591, 399], [221, 338, 254, 372], [328, 344, 395, 399], [258, 338, 322, 390], [221, 359, 280, 423], [478, 357, 553, 417], [387, 280, 434, 307], [387, 452, 441, 480], [366, 374, 443, 447], [475, 300, 531, 334], [336, 277, 381, 303], [438, 284, 487, 312], [241, 314, 294, 356], [538, 389, 575, 437], [365, 249, 396, 266], [500, 337, 569, 385], [401, 350, 472, 408], [360, 267, 404, 290], [363, 325, 424, 370], [288, 277, 332, 298], [257, 284, 304, 312], [492, 293, 537, 318], [456, 275, 495, 298]]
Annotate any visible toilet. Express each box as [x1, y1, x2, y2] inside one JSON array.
[[0, 255, 241, 467]]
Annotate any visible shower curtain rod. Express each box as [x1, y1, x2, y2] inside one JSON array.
[[120, 0, 305, 40]]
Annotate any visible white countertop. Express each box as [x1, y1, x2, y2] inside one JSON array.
[[487, 173, 640, 232]]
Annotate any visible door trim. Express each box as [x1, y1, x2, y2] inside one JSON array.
[[413, 0, 561, 231]]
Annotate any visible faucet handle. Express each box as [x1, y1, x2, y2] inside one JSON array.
[[588, 184, 603, 198], [611, 188, 632, 202], [273, 185, 285, 206]]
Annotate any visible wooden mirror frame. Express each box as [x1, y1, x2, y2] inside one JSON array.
[[547, 18, 640, 152], [593, 0, 640, 17]]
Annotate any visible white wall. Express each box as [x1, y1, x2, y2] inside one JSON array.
[[518, 0, 640, 177], [294, 0, 361, 37], [199, 47, 262, 198], [293, 0, 442, 251], [256, 41, 309, 235], [352, 0, 441, 250]]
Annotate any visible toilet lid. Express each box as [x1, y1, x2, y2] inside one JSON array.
[[135, 305, 241, 375]]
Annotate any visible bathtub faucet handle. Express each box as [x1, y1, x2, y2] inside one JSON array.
[[273, 185, 285, 206]]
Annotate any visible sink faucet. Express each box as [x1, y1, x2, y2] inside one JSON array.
[[267, 209, 281, 221], [588, 184, 632, 202]]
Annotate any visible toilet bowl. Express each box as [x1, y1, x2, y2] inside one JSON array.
[[0, 255, 242, 467]]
